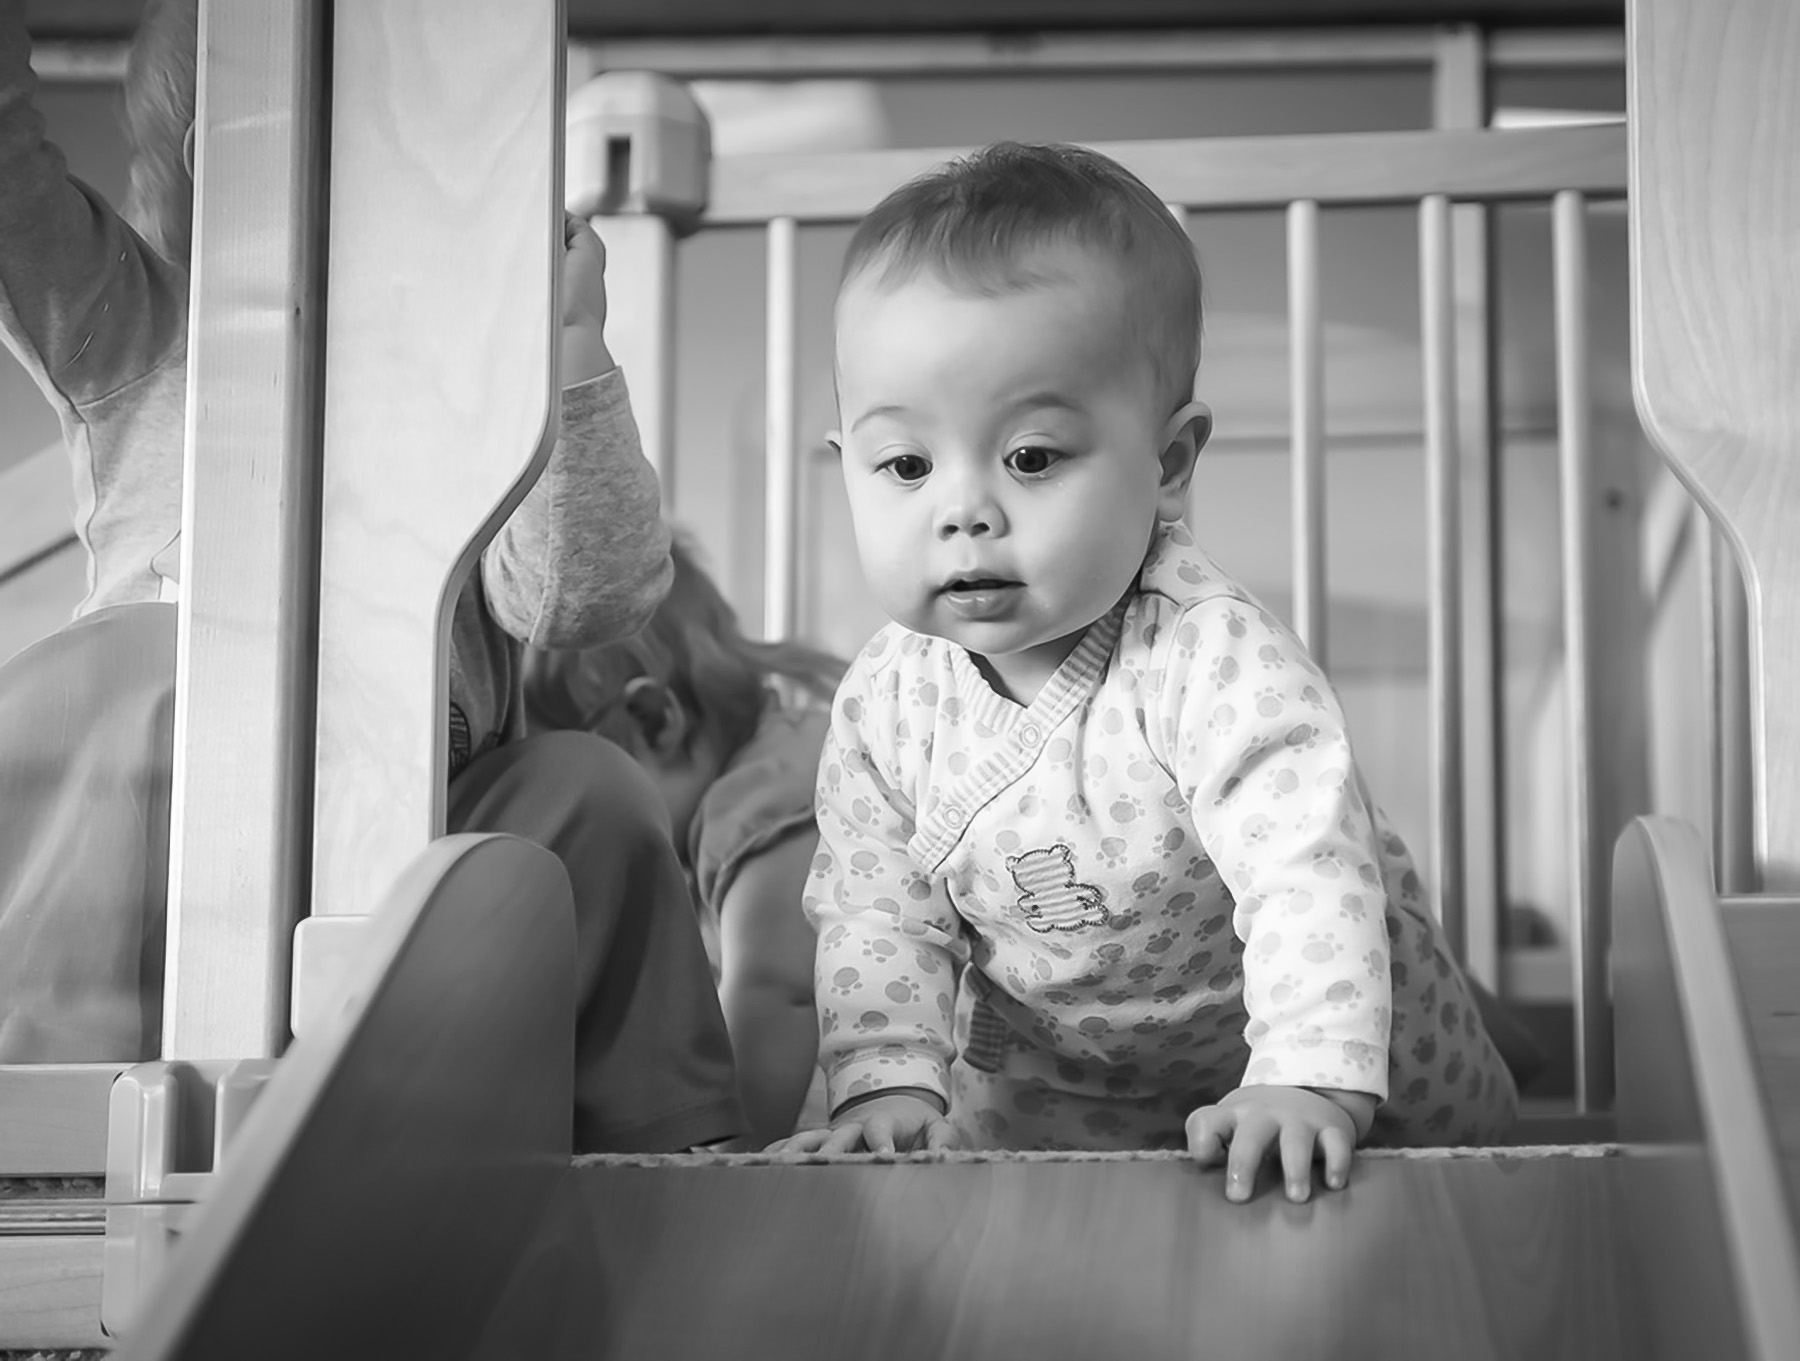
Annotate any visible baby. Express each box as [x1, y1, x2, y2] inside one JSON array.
[[781, 142, 1518, 1202]]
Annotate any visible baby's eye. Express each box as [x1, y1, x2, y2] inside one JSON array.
[[879, 453, 931, 483], [1006, 446, 1064, 476]]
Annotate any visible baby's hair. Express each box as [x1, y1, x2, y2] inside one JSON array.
[[839, 141, 1203, 413], [120, 0, 199, 265], [523, 533, 846, 759]]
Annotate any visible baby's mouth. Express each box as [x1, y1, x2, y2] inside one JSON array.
[[938, 577, 1024, 620], [939, 576, 1020, 595]]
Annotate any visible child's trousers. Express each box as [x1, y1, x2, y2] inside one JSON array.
[[0, 603, 743, 1153]]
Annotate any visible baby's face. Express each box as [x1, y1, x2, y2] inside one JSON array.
[[833, 249, 1188, 701]]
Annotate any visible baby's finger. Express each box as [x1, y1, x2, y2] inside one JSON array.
[[818, 1123, 870, 1155], [1185, 1105, 1235, 1167], [770, 1127, 832, 1156], [861, 1115, 898, 1154], [1317, 1123, 1355, 1192], [925, 1119, 963, 1152], [1279, 1122, 1318, 1203], [1223, 1116, 1274, 1202]]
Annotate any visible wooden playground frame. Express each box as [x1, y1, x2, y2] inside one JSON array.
[[1, 0, 1797, 1353]]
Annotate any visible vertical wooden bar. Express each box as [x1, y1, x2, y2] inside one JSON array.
[[1712, 530, 1759, 895], [310, 0, 565, 923], [1553, 190, 1611, 1112], [1419, 195, 1465, 959], [1286, 199, 1326, 666], [1432, 25, 1501, 990], [764, 216, 800, 641], [591, 217, 677, 497], [162, 0, 326, 1059]]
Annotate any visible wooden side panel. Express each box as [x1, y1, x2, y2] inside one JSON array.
[[159, 0, 326, 1060], [1611, 816, 1800, 1360], [1628, 0, 1800, 887], [109, 835, 576, 1361], [310, 0, 565, 921]]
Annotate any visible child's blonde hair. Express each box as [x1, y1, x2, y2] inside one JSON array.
[[524, 534, 845, 758], [120, 0, 199, 264]]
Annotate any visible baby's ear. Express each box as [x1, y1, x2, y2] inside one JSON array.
[[1156, 400, 1212, 523]]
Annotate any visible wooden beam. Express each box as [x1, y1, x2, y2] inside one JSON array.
[[0, 1064, 123, 1176], [705, 125, 1626, 225], [26, 0, 1626, 42]]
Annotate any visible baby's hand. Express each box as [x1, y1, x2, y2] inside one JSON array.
[[560, 213, 614, 388], [1187, 1084, 1374, 1204], [769, 1091, 961, 1156]]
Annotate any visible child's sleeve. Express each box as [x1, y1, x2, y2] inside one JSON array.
[[0, 1, 188, 415], [1161, 598, 1393, 1101], [805, 651, 968, 1116], [480, 367, 673, 649]]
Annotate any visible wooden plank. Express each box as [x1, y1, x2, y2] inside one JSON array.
[[1628, 0, 1800, 889], [109, 835, 576, 1361], [0, 1235, 105, 1350], [578, 28, 1444, 79], [1611, 817, 1800, 1360], [309, 0, 564, 923], [565, 1152, 1650, 1360], [22, 2, 1630, 42], [705, 125, 1628, 226], [0, 443, 74, 582], [0, 1065, 123, 1176], [160, 0, 326, 1060]]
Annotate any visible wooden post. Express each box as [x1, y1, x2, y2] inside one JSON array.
[[307, 0, 566, 928], [160, 0, 327, 1060]]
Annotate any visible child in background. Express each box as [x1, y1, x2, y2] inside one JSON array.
[[781, 142, 1518, 1199], [0, 0, 744, 1153], [525, 536, 845, 1146]]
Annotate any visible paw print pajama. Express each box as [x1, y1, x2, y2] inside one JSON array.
[[806, 522, 1517, 1151]]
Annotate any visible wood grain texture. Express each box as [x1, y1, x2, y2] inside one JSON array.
[[0, 1235, 104, 1350], [160, 0, 326, 1060], [575, 28, 1621, 80], [1721, 899, 1800, 1225], [1611, 817, 1800, 1360], [109, 834, 576, 1361], [1627, 0, 1800, 888], [566, 1154, 1655, 1360], [705, 125, 1626, 226], [310, 0, 564, 921], [0, 1065, 123, 1176]]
